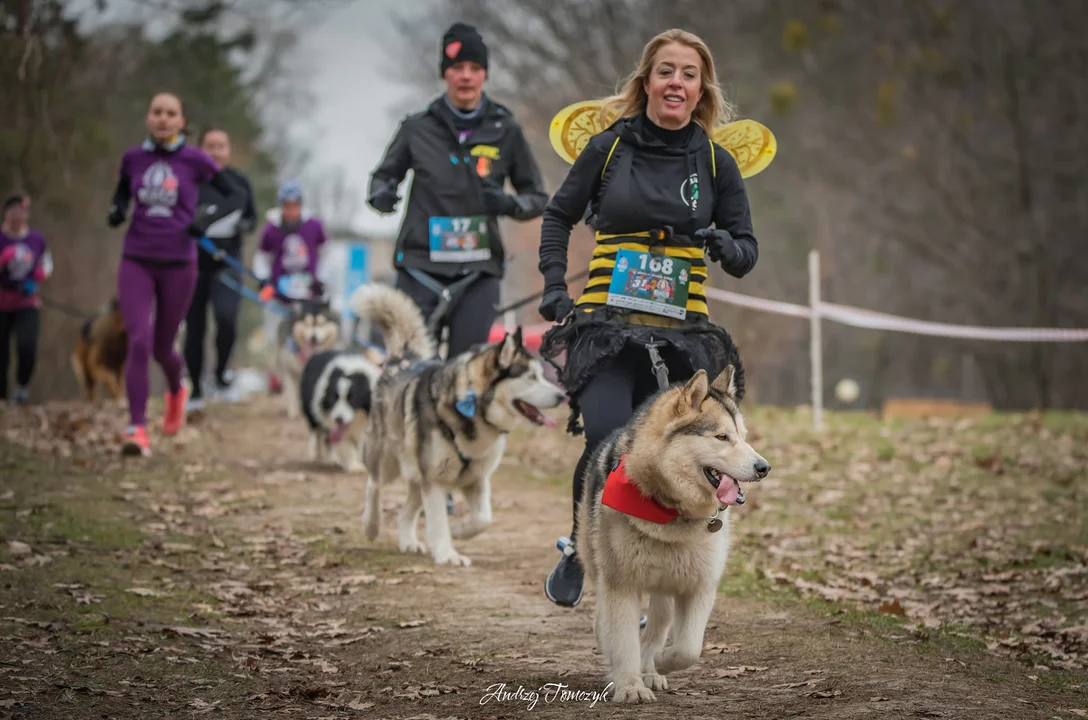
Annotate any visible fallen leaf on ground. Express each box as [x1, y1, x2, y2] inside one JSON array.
[[879, 598, 907, 617], [806, 689, 843, 698]]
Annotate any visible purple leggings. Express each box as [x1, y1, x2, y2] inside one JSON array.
[[117, 257, 197, 426]]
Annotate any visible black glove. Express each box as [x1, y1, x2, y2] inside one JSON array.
[[188, 202, 230, 238], [481, 178, 517, 217], [694, 227, 740, 267], [368, 178, 400, 214], [538, 286, 575, 322], [108, 205, 126, 228]]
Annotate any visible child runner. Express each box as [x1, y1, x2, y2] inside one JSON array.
[[253, 180, 329, 387]]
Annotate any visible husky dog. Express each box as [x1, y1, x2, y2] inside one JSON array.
[[576, 366, 770, 703], [299, 349, 382, 471], [272, 298, 342, 419], [351, 284, 566, 567]]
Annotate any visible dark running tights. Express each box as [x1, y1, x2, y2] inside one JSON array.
[[0, 308, 40, 399], [184, 267, 242, 398], [569, 341, 691, 543]]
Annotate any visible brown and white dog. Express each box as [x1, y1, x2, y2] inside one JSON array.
[[71, 297, 127, 402]]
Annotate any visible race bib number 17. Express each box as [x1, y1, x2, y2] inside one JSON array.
[[428, 216, 491, 263]]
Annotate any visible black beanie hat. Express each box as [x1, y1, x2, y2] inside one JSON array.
[[440, 22, 488, 77], [2, 192, 29, 213]]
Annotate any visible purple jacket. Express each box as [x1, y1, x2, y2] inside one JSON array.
[[0, 228, 49, 311], [259, 216, 327, 300]]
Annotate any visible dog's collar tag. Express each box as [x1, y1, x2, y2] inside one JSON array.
[[455, 389, 477, 418], [706, 505, 726, 533]]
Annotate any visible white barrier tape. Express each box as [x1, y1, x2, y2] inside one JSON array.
[[703, 286, 1088, 343], [703, 287, 813, 319]]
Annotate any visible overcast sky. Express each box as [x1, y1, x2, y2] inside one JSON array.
[[294, 0, 438, 235]]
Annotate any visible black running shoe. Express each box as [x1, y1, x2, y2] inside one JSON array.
[[545, 547, 584, 608]]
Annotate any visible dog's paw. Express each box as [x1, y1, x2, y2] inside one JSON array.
[[399, 539, 427, 554], [448, 520, 476, 540], [610, 682, 655, 704], [433, 550, 472, 567], [641, 673, 668, 692], [654, 647, 700, 675]]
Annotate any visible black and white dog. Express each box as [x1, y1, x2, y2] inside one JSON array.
[[299, 349, 382, 471]]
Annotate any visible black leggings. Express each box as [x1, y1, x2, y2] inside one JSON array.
[[383, 269, 501, 359], [184, 266, 242, 398], [569, 341, 692, 541], [0, 308, 40, 399]]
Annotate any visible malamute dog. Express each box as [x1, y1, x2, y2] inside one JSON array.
[[299, 349, 382, 471], [273, 299, 342, 419], [576, 365, 770, 703], [351, 284, 566, 567]]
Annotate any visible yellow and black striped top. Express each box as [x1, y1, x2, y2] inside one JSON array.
[[575, 230, 710, 325]]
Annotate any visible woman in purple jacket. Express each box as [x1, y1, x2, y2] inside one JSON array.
[[0, 192, 52, 405], [108, 91, 245, 457]]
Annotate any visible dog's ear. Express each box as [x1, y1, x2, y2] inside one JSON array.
[[513, 325, 524, 348], [710, 364, 738, 401], [676, 369, 709, 415], [498, 332, 518, 368]]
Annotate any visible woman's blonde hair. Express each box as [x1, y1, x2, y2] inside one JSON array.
[[600, 29, 736, 133]]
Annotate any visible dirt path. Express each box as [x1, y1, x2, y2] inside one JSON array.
[[1, 397, 1084, 719]]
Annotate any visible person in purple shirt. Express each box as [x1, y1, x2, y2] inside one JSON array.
[[255, 180, 328, 305], [0, 193, 53, 405], [252, 180, 330, 389], [107, 91, 245, 457]]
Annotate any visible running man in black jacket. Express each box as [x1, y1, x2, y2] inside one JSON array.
[[184, 125, 258, 411], [367, 22, 548, 357]]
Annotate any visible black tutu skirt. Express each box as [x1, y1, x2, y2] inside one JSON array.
[[539, 306, 745, 436]]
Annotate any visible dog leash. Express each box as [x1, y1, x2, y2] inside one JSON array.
[[38, 295, 92, 320], [402, 267, 483, 336], [198, 237, 263, 283], [217, 272, 291, 317], [493, 268, 591, 315]]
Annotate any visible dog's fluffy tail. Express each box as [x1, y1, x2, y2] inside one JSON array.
[[349, 284, 435, 361]]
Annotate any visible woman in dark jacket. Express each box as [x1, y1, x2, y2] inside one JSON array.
[[367, 22, 548, 358], [537, 29, 759, 608]]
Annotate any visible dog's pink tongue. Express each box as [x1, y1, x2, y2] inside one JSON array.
[[541, 413, 557, 429], [716, 477, 739, 506], [329, 425, 346, 444]]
